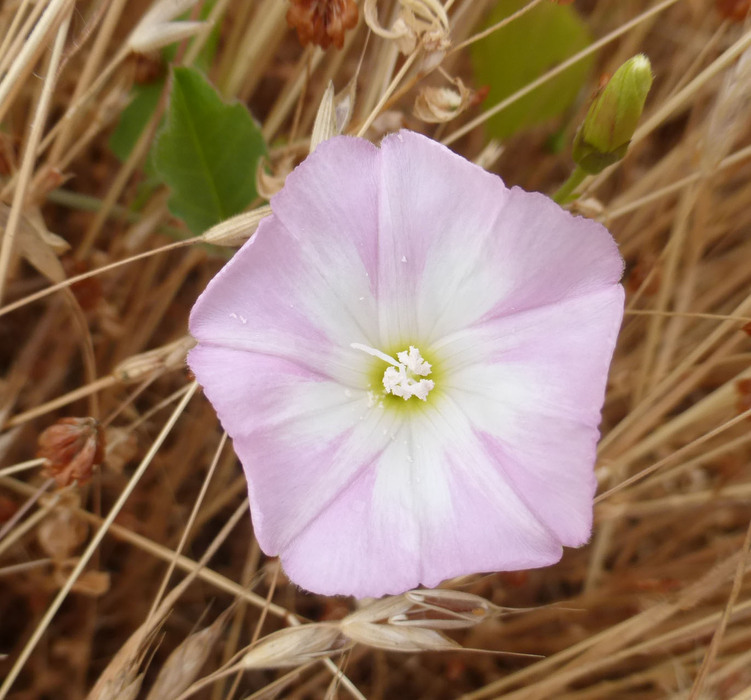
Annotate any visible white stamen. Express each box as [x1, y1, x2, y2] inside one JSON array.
[[351, 342, 435, 401], [397, 346, 431, 376]]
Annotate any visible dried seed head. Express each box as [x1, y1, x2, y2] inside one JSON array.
[[340, 618, 460, 652], [113, 335, 196, 383], [402, 589, 497, 629], [338, 590, 497, 651], [345, 596, 414, 625], [37, 418, 105, 488], [413, 78, 472, 123], [241, 624, 349, 669], [286, 0, 359, 50], [364, 0, 449, 56], [201, 205, 272, 246], [146, 610, 231, 700]]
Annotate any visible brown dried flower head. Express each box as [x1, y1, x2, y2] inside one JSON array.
[[37, 417, 105, 488], [286, 0, 358, 50]]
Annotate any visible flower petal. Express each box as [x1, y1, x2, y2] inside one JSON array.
[[375, 131, 623, 345], [375, 131, 509, 347], [280, 405, 562, 598], [476, 185, 624, 321], [435, 285, 624, 546], [189, 344, 399, 552], [189, 136, 381, 383]]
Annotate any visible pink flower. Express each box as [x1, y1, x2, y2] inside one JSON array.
[[188, 131, 624, 598]]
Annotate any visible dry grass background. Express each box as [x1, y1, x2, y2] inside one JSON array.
[[1, 0, 751, 698]]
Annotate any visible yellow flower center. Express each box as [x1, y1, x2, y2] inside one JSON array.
[[351, 343, 435, 401]]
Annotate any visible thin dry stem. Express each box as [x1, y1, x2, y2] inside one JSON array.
[[0, 5, 71, 302]]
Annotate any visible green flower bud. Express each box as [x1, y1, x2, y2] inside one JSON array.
[[572, 54, 653, 174]]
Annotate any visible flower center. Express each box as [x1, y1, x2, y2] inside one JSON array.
[[351, 343, 435, 401]]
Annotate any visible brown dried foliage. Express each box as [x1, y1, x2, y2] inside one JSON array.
[[36, 418, 105, 488], [286, 0, 358, 50]]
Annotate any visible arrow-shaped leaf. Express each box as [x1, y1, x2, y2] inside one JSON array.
[[153, 67, 267, 235]]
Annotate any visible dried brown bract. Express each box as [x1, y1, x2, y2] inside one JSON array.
[[37, 417, 106, 488], [286, 0, 358, 50]]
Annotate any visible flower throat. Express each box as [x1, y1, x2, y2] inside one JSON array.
[[351, 343, 435, 401]]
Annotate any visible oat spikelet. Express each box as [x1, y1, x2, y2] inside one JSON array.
[[241, 624, 350, 669], [145, 609, 231, 700]]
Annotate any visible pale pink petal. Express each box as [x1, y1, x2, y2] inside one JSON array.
[[432, 286, 624, 546], [189, 137, 381, 383], [281, 405, 562, 598], [375, 131, 623, 344], [477, 186, 624, 322], [189, 344, 396, 552], [374, 131, 509, 347]]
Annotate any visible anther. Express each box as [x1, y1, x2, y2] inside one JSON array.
[[352, 343, 434, 401]]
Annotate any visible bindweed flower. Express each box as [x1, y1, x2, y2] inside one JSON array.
[[188, 131, 624, 598]]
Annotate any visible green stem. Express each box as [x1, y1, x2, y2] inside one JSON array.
[[553, 166, 588, 205]]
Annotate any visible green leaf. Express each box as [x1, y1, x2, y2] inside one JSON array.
[[153, 67, 267, 234], [471, 0, 594, 140]]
